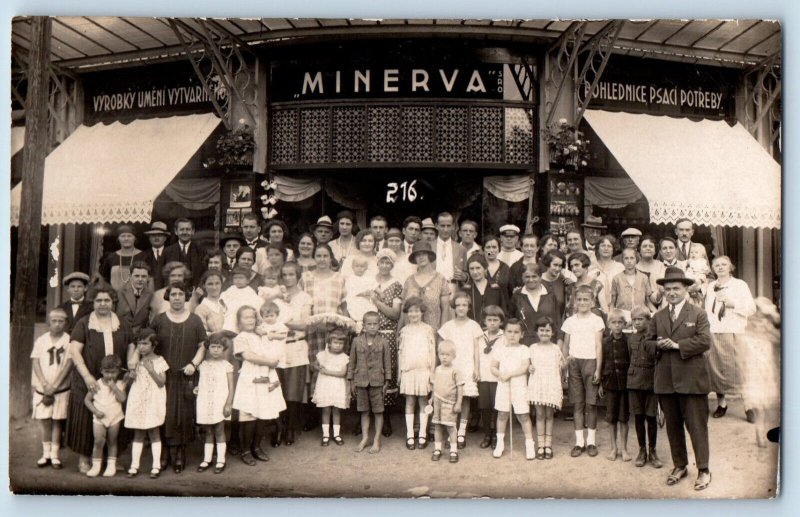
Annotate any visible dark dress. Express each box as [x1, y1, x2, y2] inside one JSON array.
[[463, 279, 510, 322], [377, 279, 403, 407], [508, 258, 537, 296], [541, 275, 568, 320], [486, 261, 512, 300], [64, 315, 133, 457], [150, 312, 207, 446], [509, 289, 562, 345]]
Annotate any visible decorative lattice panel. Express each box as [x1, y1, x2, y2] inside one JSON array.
[[299, 108, 330, 163], [401, 107, 434, 162], [270, 109, 298, 164], [471, 107, 503, 163], [436, 106, 469, 162], [505, 108, 535, 164], [332, 107, 366, 163], [367, 107, 401, 162]]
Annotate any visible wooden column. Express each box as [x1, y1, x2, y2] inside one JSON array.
[[11, 17, 51, 418]]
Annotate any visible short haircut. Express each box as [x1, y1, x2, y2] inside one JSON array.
[[200, 270, 225, 287], [280, 261, 303, 280], [265, 242, 288, 261], [370, 215, 388, 226], [534, 316, 554, 330], [88, 284, 118, 305], [459, 219, 479, 232], [402, 296, 427, 313], [204, 248, 225, 264], [597, 234, 618, 252], [100, 354, 122, 371], [505, 318, 526, 333], [569, 252, 592, 268], [675, 218, 694, 228], [260, 301, 280, 316], [363, 311, 380, 322], [522, 261, 546, 276], [566, 229, 583, 240], [574, 285, 595, 298], [402, 216, 422, 230], [354, 229, 375, 249], [521, 233, 539, 245], [236, 247, 257, 260], [482, 235, 500, 248], [659, 236, 678, 249], [130, 261, 151, 275], [328, 329, 348, 341], [438, 340, 456, 355], [450, 290, 472, 308], [639, 234, 658, 249], [482, 305, 506, 322], [48, 307, 68, 320], [134, 328, 158, 350], [314, 243, 339, 269], [174, 217, 193, 229], [236, 305, 258, 326], [607, 308, 627, 324], [712, 255, 736, 273], [241, 212, 260, 225], [436, 212, 454, 223], [541, 249, 566, 267], [621, 247, 638, 260], [206, 332, 233, 350]]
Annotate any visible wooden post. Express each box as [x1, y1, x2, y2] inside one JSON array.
[[253, 56, 268, 175], [11, 17, 51, 418]]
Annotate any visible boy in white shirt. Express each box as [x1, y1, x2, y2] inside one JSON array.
[[561, 285, 605, 458], [31, 308, 73, 469]]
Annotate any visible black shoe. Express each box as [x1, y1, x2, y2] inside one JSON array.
[[571, 445, 585, 457], [746, 409, 756, 423], [252, 448, 270, 461], [173, 448, 184, 473], [160, 451, 171, 470], [634, 447, 647, 467], [490, 435, 497, 449], [480, 434, 493, 449], [284, 429, 296, 446], [271, 431, 282, 448], [713, 405, 727, 418], [382, 419, 393, 438]]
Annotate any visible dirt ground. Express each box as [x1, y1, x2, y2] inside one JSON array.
[[8, 398, 779, 499]]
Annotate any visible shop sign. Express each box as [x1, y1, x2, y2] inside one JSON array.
[[82, 62, 226, 122], [271, 63, 534, 102], [580, 57, 736, 118]]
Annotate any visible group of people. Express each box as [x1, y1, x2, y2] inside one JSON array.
[[30, 211, 779, 490]]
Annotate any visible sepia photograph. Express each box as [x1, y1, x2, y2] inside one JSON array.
[[7, 15, 782, 499]]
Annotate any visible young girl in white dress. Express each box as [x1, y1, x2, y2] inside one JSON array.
[[125, 329, 168, 479], [437, 291, 483, 448], [527, 317, 566, 460], [398, 296, 437, 450], [195, 330, 235, 474], [312, 329, 350, 446], [232, 305, 286, 466]]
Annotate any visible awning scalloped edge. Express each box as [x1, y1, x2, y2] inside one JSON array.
[[649, 201, 781, 229], [10, 200, 154, 227]]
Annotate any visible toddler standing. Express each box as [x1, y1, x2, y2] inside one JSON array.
[[196, 331, 236, 474], [491, 319, 536, 460], [30, 308, 72, 469], [83, 355, 127, 477], [312, 329, 350, 446], [430, 340, 464, 463], [398, 297, 437, 450], [528, 317, 566, 460], [626, 306, 662, 468], [600, 309, 632, 462], [437, 291, 482, 448], [125, 329, 168, 479]]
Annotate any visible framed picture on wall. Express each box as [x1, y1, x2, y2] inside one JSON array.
[[225, 208, 241, 227], [229, 181, 252, 208]]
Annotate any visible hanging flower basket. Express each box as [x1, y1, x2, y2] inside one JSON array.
[[206, 125, 255, 170], [542, 118, 592, 173]]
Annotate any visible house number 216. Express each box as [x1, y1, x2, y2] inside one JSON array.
[[386, 180, 419, 203]]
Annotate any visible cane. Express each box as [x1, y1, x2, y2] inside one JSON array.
[[508, 378, 513, 459]]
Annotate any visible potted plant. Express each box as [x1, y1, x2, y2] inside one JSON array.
[[206, 124, 255, 170], [542, 118, 591, 173]]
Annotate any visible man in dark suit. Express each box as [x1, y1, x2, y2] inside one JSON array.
[[134, 221, 169, 290], [674, 218, 697, 261], [57, 272, 93, 333], [164, 218, 206, 287], [116, 261, 153, 334], [646, 267, 713, 490], [241, 212, 268, 250]]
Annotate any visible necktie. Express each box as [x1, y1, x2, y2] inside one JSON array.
[[154, 249, 160, 261], [669, 304, 677, 323], [682, 243, 688, 259], [134, 289, 141, 299]]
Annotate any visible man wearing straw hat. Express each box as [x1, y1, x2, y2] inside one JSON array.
[[646, 267, 713, 491], [57, 272, 92, 334]]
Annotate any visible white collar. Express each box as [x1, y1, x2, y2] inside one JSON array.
[[668, 297, 687, 316], [88, 311, 120, 332], [524, 284, 548, 297], [71, 298, 84, 304]]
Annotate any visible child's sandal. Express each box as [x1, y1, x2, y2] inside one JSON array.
[[50, 459, 63, 470], [214, 462, 226, 474], [536, 448, 546, 460], [197, 461, 210, 472], [333, 436, 344, 446], [149, 468, 160, 479], [457, 436, 466, 449], [406, 438, 416, 450], [449, 451, 459, 463], [418, 437, 428, 449], [127, 467, 138, 478], [431, 449, 442, 462], [321, 437, 330, 447], [544, 447, 553, 459]]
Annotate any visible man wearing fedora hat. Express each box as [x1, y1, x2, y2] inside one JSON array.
[[312, 215, 335, 246], [57, 272, 93, 333], [646, 266, 713, 490], [135, 221, 170, 290], [220, 233, 247, 276]]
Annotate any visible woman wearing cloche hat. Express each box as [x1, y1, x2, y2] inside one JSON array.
[[99, 225, 142, 291], [400, 241, 451, 330]]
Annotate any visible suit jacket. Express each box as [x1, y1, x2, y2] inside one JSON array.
[[675, 240, 695, 261], [116, 284, 154, 334], [164, 241, 206, 287], [347, 333, 392, 388], [645, 302, 712, 395], [57, 299, 93, 334], [244, 237, 269, 251], [509, 289, 562, 345], [435, 239, 467, 282], [134, 248, 168, 290]]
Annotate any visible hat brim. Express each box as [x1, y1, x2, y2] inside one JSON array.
[[143, 230, 170, 236], [62, 274, 90, 286], [312, 224, 334, 230], [408, 250, 436, 264], [656, 277, 695, 287]]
